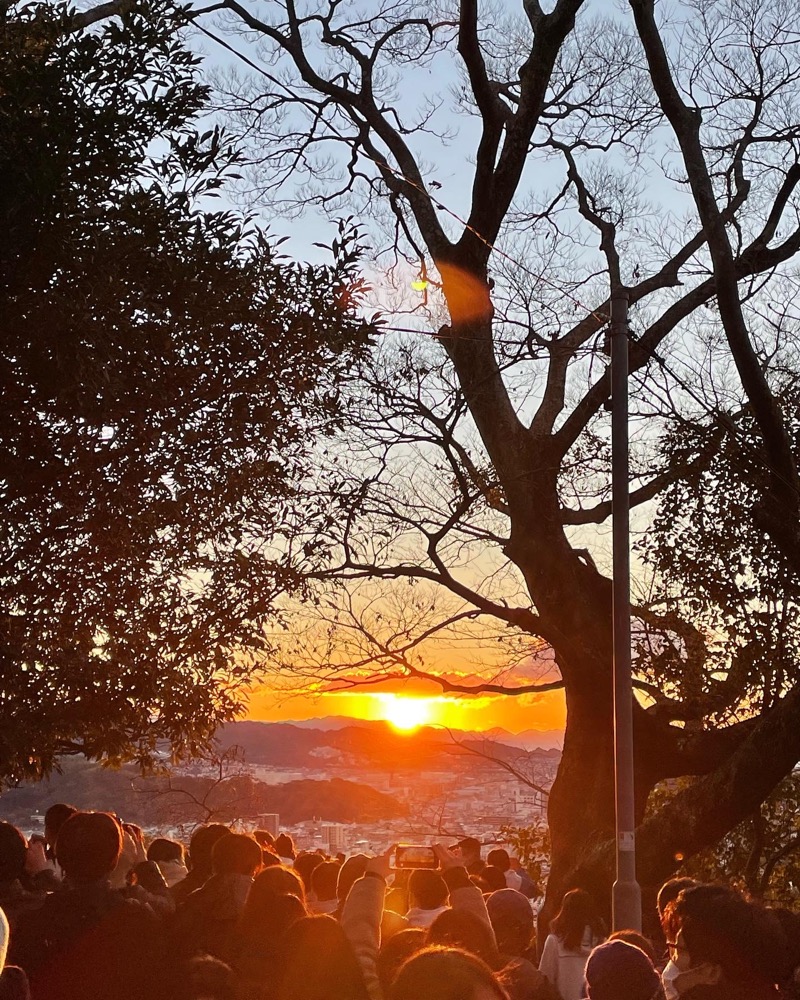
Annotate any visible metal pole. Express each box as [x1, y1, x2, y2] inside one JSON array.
[[610, 289, 642, 931]]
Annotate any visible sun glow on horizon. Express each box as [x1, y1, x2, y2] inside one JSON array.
[[377, 694, 434, 732]]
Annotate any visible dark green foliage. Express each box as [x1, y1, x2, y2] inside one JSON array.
[[637, 397, 800, 717], [648, 771, 800, 906], [0, 0, 375, 783]]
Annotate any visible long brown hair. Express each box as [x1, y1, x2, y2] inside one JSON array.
[[550, 888, 605, 951]]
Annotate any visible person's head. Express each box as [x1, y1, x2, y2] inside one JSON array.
[[656, 878, 699, 921], [277, 914, 370, 1000], [252, 829, 276, 850], [250, 864, 306, 904], [427, 908, 501, 969], [408, 868, 448, 911], [607, 930, 657, 966], [551, 888, 604, 950], [55, 811, 123, 881], [311, 860, 341, 903], [584, 940, 664, 1000], [0, 823, 27, 883], [486, 849, 510, 873], [293, 851, 324, 892], [211, 833, 263, 877], [172, 955, 237, 1000], [43, 803, 77, 850], [480, 866, 507, 893], [147, 837, 185, 865], [337, 854, 368, 907], [664, 884, 789, 992], [240, 885, 306, 941], [486, 889, 534, 956], [389, 946, 508, 1000], [377, 928, 427, 994], [274, 833, 295, 859], [188, 823, 230, 876], [453, 838, 482, 866]]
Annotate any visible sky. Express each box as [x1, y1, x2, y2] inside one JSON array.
[[247, 684, 567, 736], [192, 0, 628, 739]]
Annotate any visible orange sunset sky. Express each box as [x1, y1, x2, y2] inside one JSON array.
[[247, 683, 566, 736]]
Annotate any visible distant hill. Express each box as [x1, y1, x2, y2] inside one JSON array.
[[219, 719, 561, 772], [0, 757, 405, 832], [276, 717, 563, 750]]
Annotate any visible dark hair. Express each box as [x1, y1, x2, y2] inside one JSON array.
[[486, 849, 511, 872], [55, 811, 123, 880], [665, 885, 789, 986], [232, 889, 306, 985], [427, 908, 501, 969], [293, 851, 324, 892], [551, 889, 605, 951], [277, 915, 370, 1000], [172, 955, 237, 1000], [147, 837, 185, 864], [656, 877, 698, 919], [241, 884, 307, 932], [378, 928, 427, 994], [43, 803, 78, 846], [389, 946, 508, 1000], [211, 833, 263, 877], [457, 838, 482, 858], [480, 866, 507, 893], [311, 860, 341, 902], [0, 822, 27, 882], [188, 823, 230, 875], [252, 829, 276, 849], [274, 833, 295, 860], [251, 864, 306, 904], [409, 868, 448, 911]]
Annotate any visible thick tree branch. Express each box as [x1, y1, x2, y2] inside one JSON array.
[[631, 0, 800, 564]]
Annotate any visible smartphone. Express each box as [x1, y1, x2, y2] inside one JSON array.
[[394, 845, 437, 869]]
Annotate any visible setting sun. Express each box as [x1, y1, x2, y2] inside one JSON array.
[[378, 694, 433, 732]]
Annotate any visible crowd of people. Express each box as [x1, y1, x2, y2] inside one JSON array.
[[0, 805, 798, 1000]]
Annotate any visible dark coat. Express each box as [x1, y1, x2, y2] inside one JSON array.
[[170, 872, 252, 962], [11, 879, 163, 1000]]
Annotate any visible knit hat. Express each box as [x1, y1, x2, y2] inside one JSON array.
[[584, 940, 662, 1000], [485, 888, 534, 931]]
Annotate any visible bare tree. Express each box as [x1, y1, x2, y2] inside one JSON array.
[[190, 0, 800, 922]]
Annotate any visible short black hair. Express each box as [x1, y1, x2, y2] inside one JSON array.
[[211, 833, 263, 876], [486, 849, 510, 872], [56, 812, 123, 880], [408, 869, 448, 911], [311, 860, 341, 902], [147, 837, 185, 864]]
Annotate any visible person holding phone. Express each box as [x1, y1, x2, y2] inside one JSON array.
[[341, 844, 497, 1000]]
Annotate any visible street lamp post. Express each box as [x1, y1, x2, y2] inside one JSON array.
[[610, 288, 642, 931]]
